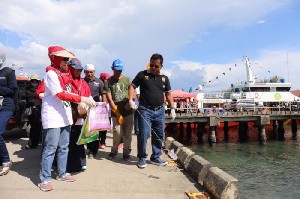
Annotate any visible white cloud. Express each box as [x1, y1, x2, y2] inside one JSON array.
[[167, 50, 300, 92], [257, 20, 266, 24], [0, 0, 298, 91]]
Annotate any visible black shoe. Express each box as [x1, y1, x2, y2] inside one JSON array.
[[107, 153, 116, 160], [25, 144, 37, 149], [123, 155, 131, 161]]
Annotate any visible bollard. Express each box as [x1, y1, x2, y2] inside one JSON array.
[[169, 140, 184, 154], [177, 147, 195, 170], [165, 137, 175, 149], [203, 167, 238, 199], [187, 155, 211, 184]]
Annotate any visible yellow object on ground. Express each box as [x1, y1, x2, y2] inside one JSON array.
[[167, 160, 177, 166], [186, 192, 210, 199]]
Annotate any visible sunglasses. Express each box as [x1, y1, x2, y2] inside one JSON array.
[[74, 69, 83, 72], [150, 64, 160, 69], [62, 57, 70, 62]]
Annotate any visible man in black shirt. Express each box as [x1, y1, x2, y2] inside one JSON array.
[[129, 53, 176, 169]]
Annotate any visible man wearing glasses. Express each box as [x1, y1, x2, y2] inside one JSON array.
[[128, 53, 176, 169]]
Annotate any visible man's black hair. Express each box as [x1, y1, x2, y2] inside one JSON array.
[[150, 53, 163, 64]]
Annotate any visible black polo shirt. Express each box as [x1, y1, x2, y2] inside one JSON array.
[[132, 70, 171, 107], [84, 77, 104, 102]]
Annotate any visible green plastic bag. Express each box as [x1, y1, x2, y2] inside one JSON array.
[[76, 111, 99, 145]]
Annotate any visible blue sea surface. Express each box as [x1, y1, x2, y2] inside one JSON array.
[[189, 141, 300, 198]]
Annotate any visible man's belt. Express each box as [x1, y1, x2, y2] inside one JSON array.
[[140, 103, 163, 111]]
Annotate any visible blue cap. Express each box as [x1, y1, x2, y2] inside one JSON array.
[[69, 58, 83, 70], [112, 59, 124, 70]]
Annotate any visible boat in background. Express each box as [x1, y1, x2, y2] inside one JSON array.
[[229, 56, 299, 103], [196, 56, 300, 112]]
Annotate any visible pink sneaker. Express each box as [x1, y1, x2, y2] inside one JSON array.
[[56, 173, 76, 182], [38, 181, 53, 192], [99, 144, 106, 149], [118, 143, 123, 149]]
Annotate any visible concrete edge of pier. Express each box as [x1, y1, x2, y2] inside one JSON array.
[[165, 137, 239, 199]]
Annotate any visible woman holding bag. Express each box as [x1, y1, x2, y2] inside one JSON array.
[[38, 46, 95, 192], [66, 58, 91, 172]]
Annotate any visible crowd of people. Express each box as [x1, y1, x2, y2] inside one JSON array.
[[0, 46, 176, 192]]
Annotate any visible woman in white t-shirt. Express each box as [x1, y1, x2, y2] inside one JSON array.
[[38, 46, 95, 192]]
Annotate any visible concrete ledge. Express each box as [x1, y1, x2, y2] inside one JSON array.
[[260, 115, 270, 125], [203, 167, 238, 199], [187, 155, 211, 183], [177, 147, 195, 170], [169, 140, 184, 154], [165, 137, 175, 149]]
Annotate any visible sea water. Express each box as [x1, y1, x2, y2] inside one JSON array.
[[189, 141, 300, 198]]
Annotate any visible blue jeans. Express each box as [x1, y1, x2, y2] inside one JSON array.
[[39, 126, 71, 182], [0, 110, 13, 163], [137, 105, 165, 160]]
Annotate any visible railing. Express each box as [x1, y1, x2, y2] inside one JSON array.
[[165, 107, 300, 117]]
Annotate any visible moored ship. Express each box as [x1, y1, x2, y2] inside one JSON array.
[[196, 56, 300, 112]]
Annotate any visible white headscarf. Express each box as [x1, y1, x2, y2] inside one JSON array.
[[0, 50, 6, 70]]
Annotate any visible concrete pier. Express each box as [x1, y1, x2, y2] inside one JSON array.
[[197, 122, 205, 144], [291, 119, 298, 140], [209, 126, 217, 144], [203, 167, 238, 199], [224, 121, 229, 143], [2, 132, 202, 199], [186, 122, 192, 145], [258, 125, 267, 144], [278, 120, 285, 141], [238, 121, 249, 142], [165, 137, 239, 199], [209, 116, 219, 144], [179, 122, 184, 143], [272, 120, 278, 139]]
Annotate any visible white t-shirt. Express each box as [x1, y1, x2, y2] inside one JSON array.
[[41, 70, 73, 129]]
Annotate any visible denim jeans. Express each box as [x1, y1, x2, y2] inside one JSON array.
[[137, 105, 165, 160], [0, 110, 13, 163], [39, 125, 71, 182]]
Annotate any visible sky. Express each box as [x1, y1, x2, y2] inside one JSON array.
[[0, 0, 300, 93]]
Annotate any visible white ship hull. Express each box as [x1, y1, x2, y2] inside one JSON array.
[[238, 91, 299, 102]]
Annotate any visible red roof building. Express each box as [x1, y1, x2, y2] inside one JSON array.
[[291, 90, 300, 97]]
